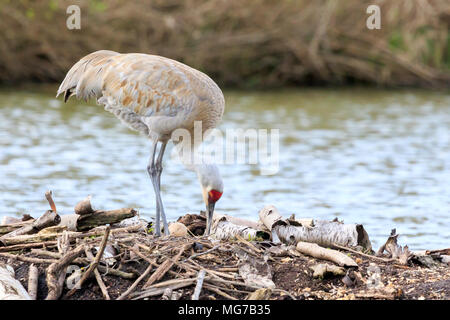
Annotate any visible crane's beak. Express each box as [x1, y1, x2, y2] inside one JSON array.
[[204, 202, 215, 236]]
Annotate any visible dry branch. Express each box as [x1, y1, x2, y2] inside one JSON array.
[[117, 264, 153, 300], [0, 220, 34, 236], [0, 210, 60, 241], [45, 245, 85, 300], [0, 241, 57, 253], [59, 208, 137, 232], [377, 229, 412, 265], [64, 227, 110, 298], [143, 244, 189, 288], [131, 278, 197, 300], [0, 252, 57, 264], [296, 242, 358, 267], [27, 264, 39, 300]]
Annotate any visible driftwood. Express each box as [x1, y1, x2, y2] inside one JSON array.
[[0, 232, 62, 247], [259, 205, 371, 250], [296, 242, 358, 267], [212, 214, 270, 241], [376, 229, 412, 265], [28, 264, 39, 300], [74, 196, 95, 215], [58, 208, 137, 232], [0, 191, 56, 237], [0, 220, 34, 236], [0, 264, 31, 300], [425, 248, 450, 256], [0, 210, 60, 242], [0, 191, 61, 241]]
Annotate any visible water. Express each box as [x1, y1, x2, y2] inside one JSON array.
[[0, 86, 449, 250]]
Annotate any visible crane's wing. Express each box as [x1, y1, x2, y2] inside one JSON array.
[[57, 50, 224, 136], [57, 50, 119, 102]]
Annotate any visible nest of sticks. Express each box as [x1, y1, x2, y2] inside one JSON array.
[[0, 191, 449, 300]]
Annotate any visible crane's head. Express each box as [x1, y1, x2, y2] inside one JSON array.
[[195, 164, 223, 236]]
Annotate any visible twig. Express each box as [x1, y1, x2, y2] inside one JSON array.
[[84, 246, 110, 300], [204, 281, 252, 294], [125, 245, 184, 278], [215, 267, 239, 272], [30, 248, 88, 264], [64, 226, 110, 298], [187, 259, 238, 280], [117, 263, 153, 300], [0, 241, 57, 252], [333, 244, 395, 263], [192, 269, 206, 300], [235, 235, 263, 253], [143, 244, 189, 288], [184, 245, 220, 262], [0, 252, 57, 264], [98, 265, 136, 279], [131, 278, 197, 300], [203, 283, 237, 300]]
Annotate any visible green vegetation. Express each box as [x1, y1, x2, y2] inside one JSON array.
[[0, 0, 448, 88]]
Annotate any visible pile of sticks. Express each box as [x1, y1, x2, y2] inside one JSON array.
[[1, 192, 448, 300], [0, 218, 292, 300]]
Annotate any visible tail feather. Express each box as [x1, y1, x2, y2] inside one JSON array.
[[57, 50, 119, 102]]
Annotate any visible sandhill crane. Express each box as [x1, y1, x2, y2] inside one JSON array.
[[57, 50, 225, 237]]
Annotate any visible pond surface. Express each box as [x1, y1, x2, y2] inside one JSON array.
[[0, 86, 449, 250]]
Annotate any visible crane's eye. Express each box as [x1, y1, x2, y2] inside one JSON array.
[[208, 190, 222, 203]]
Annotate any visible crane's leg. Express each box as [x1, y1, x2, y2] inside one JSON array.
[[155, 141, 169, 235], [148, 142, 161, 236], [147, 141, 169, 237]]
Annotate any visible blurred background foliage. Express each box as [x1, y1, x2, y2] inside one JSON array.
[[0, 0, 449, 88]]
